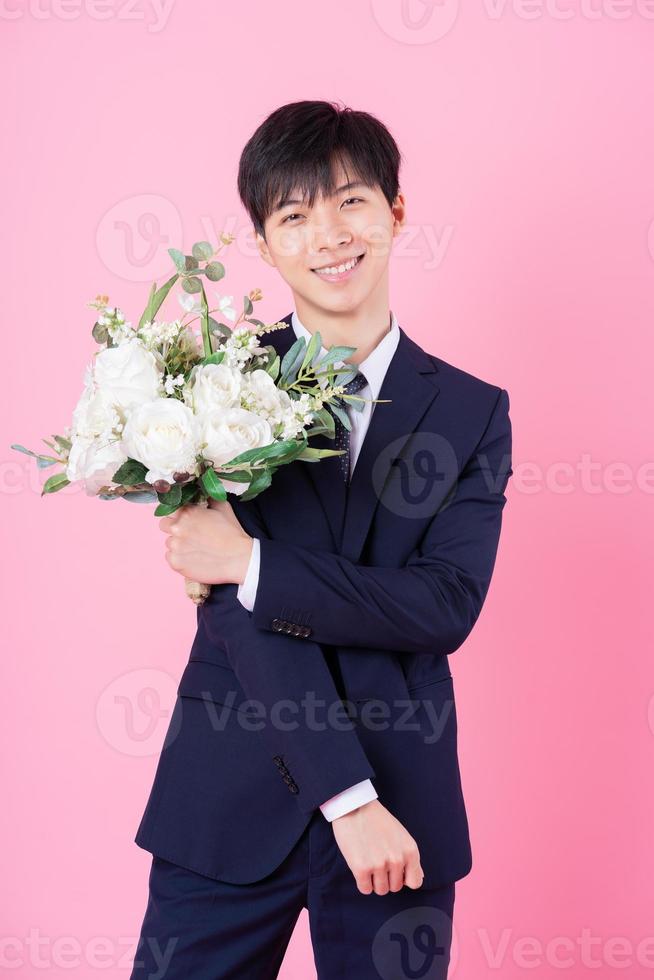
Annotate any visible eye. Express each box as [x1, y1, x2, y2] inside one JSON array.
[[343, 197, 364, 206], [282, 212, 303, 224]]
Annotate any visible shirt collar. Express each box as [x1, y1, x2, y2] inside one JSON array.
[[290, 309, 401, 402]]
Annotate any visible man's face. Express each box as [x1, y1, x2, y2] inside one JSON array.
[[255, 161, 405, 316]]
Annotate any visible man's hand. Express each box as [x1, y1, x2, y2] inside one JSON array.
[[331, 799, 424, 895], [158, 499, 253, 585]]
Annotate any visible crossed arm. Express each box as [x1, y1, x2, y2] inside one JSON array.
[[239, 387, 513, 659]]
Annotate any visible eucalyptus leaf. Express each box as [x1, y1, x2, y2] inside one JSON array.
[[182, 276, 202, 294], [301, 330, 321, 373], [192, 241, 213, 261], [122, 490, 159, 504], [184, 255, 199, 272], [205, 261, 225, 282], [168, 248, 186, 272], [330, 402, 352, 431], [243, 295, 253, 316], [11, 444, 60, 463], [264, 352, 280, 380], [209, 318, 232, 337]]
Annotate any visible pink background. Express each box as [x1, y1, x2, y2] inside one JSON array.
[[3, 2, 653, 977]]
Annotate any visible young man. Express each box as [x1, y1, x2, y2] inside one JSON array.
[[130, 100, 513, 979]]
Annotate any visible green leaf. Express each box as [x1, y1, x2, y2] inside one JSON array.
[[112, 458, 148, 485], [157, 483, 182, 507], [209, 319, 232, 337], [243, 295, 253, 316], [92, 320, 109, 344], [184, 254, 199, 272], [11, 443, 60, 464], [314, 345, 357, 368], [246, 318, 265, 328], [205, 261, 225, 282], [280, 337, 306, 384], [296, 446, 346, 461], [168, 248, 186, 272], [192, 241, 213, 261], [201, 351, 226, 366], [41, 473, 70, 495], [201, 468, 228, 501], [154, 500, 183, 516], [212, 468, 252, 483], [182, 276, 202, 294], [263, 352, 280, 380], [239, 467, 273, 501], [223, 439, 301, 468], [122, 490, 158, 504], [180, 481, 199, 505], [301, 330, 321, 373], [329, 402, 352, 431], [139, 273, 179, 329]]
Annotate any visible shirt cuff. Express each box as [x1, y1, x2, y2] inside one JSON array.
[[236, 537, 260, 612], [319, 779, 378, 822]]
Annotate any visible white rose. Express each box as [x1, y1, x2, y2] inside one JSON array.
[[66, 435, 127, 496], [242, 369, 291, 421], [94, 337, 162, 412], [184, 362, 243, 415], [199, 407, 273, 471], [71, 380, 121, 439], [121, 398, 200, 485]]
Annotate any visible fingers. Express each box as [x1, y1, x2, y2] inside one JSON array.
[[403, 845, 425, 890], [353, 848, 424, 895]]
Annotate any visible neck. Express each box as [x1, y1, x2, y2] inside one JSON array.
[[294, 291, 392, 366]]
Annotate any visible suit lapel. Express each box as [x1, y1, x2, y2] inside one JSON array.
[[263, 314, 442, 561], [339, 328, 440, 562]]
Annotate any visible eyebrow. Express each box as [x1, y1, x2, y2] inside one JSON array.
[[272, 181, 368, 214]]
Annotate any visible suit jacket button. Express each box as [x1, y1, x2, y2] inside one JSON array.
[[272, 755, 282, 764], [290, 624, 302, 636], [289, 783, 299, 794], [281, 621, 292, 634], [300, 626, 311, 638]]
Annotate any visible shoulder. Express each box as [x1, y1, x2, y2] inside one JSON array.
[[424, 346, 508, 415]]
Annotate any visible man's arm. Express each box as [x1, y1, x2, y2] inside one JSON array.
[[201, 498, 377, 818], [246, 388, 513, 657]]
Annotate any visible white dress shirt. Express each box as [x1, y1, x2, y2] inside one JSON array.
[[237, 309, 401, 820]]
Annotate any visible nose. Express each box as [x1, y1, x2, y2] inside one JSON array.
[[309, 218, 353, 258]]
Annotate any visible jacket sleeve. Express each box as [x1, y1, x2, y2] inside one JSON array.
[[198, 499, 377, 817], [249, 388, 513, 657]]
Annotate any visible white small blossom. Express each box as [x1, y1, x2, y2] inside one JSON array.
[[214, 293, 237, 322], [163, 372, 185, 395], [178, 293, 202, 315]]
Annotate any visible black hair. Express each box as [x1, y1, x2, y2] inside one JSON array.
[[237, 100, 402, 240]]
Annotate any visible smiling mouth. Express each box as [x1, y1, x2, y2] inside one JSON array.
[[311, 253, 365, 279]]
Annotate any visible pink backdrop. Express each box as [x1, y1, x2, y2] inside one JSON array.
[[3, 2, 653, 977]]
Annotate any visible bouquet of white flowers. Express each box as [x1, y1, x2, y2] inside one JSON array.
[[13, 235, 366, 603]]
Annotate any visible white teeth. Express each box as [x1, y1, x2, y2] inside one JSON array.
[[314, 255, 361, 276]]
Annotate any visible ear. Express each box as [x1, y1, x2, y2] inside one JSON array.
[[391, 191, 406, 237], [254, 228, 276, 269]]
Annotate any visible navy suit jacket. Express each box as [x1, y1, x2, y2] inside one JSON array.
[[134, 313, 513, 888]]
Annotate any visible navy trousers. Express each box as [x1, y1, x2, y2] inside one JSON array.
[[130, 809, 455, 979]]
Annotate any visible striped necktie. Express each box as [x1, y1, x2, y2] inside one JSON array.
[[333, 371, 368, 482]]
